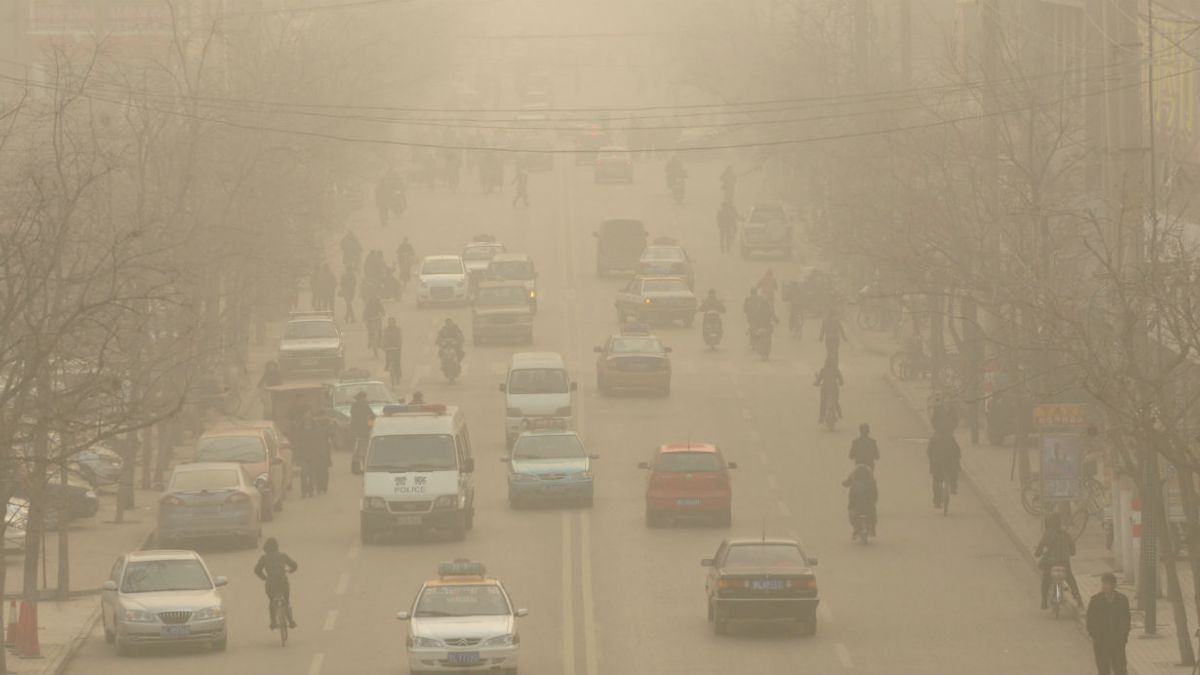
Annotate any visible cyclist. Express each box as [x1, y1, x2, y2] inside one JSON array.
[[1035, 513, 1083, 608], [926, 429, 961, 509], [254, 538, 298, 630], [849, 423, 879, 468]]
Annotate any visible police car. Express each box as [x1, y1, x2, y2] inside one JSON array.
[[503, 420, 597, 508], [397, 560, 527, 674]]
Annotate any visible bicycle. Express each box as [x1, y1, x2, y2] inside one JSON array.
[[935, 474, 952, 515], [272, 593, 291, 647]]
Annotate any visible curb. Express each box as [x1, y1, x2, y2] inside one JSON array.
[[42, 528, 156, 675], [880, 373, 1086, 621]]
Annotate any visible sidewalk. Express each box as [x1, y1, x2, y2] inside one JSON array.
[[854, 327, 1197, 675]]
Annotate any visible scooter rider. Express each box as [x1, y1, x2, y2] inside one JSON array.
[[1035, 513, 1083, 608], [849, 423, 879, 468], [437, 318, 465, 361], [926, 429, 961, 508], [699, 289, 726, 314], [841, 463, 878, 536]]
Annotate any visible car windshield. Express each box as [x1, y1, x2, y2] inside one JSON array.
[[513, 434, 585, 460], [366, 434, 457, 472], [333, 382, 393, 406], [284, 321, 337, 339], [610, 337, 664, 354], [121, 559, 212, 593], [477, 287, 529, 306], [422, 259, 464, 275], [169, 469, 241, 491], [488, 261, 535, 280], [654, 452, 722, 473], [642, 248, 684, 262], [724, 544, 808, 568], [508, 368, 569, 395], [195, 436, 266, 464], [414, 584, 511, 617], [463, 246, 501, 261], [642, 279, 689, 293]]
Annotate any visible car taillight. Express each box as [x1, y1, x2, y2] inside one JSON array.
[[718, 579, 743, 590], [160, 496, 185, 507], [805, 578, 818, 589], [225, 492, 249, 505]]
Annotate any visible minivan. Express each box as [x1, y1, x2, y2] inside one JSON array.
[[500, 352, 577, 448]]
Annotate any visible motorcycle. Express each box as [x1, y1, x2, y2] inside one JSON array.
[[750, 324, 772, 360], [701, 311, 723, 349], [438, 338, 463, 384]]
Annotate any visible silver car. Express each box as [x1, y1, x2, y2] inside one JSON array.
[[101, 549, 228, 655], [156, 462, 262, 549]]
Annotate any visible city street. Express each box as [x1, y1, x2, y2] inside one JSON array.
[[66, 157, 1097, 675]]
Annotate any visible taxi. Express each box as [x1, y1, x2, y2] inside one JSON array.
[[397, 560, 527, 673], [636, 238, 695, 289], [614, 276, 698, 326], [594, 325, 672, 396], [503, 421, 597, 508]]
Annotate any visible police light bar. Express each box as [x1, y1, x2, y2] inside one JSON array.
[[438, 559, 486, 578], [382, 403, 447, 416]]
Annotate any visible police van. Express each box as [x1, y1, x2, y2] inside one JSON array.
[[360, 404, 476, 543]]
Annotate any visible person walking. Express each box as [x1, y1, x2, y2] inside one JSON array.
[[383, 317, 403, 386], [318, 263, 337, 313], [1086, 573, 1131, 675], [293, 408, 316, 498], [339, 267, 357, 323], [717, 200, 737, 253], [511, 167, 529, 208], [340, 230, 362, 271], [819, 309, 847, 362], [375, 167, 406, 228]]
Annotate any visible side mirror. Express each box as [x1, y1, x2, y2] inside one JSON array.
[[700, 558, 714, 567], [593, 346, 603, 353], [397, 611, 411, 621], [515, 608, 529, 618], [498, 383, 506, 392], [103, 580, 117, 591], [808, 558, 819, 566], [464, 458, 476, 473], [213, 576, 228, 587], [637, 462, 650, 470], [727, 462, 738, 469], [570, 382, 578, 391]]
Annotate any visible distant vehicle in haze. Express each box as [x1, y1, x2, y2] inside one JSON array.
[[278, 311, 344, 377], [702, 538, 820, 636], [615, 276, 698, 326], [417, 255, 469, 307], [594, 146, 634, 183], [594, 218, 648, 277]]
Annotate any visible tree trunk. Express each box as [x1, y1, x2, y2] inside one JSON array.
[[56, 456, 69, 601], [1176, 467, 1200, 622], [1153, 473, 1195, 665]]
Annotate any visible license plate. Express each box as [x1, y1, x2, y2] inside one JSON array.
[[164, 625, 191, 636], [448, 652, 481, 665], [393, 515, 422, 526], [676, 498, 701, 506], [750, 580, 785, 591]]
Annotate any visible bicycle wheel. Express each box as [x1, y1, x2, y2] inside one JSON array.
[[275, 598, 288, 646], [1066, 506, 1089, 542]]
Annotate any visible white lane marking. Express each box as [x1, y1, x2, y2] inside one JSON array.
[[777, 502, 792, 517], [834, 642, 854, 669], [819, 603, 834, 622], [767, 475, 779, 490], [580, 512, 598, 675], [308, 653, 325, 675], [741, 409, 752, 420], [335, 573, 351, 596], [562, 511, 576, 675], [347, 543, 360, 560], [323, 609, 338, 631]]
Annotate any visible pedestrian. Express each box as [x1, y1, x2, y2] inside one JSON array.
[[511, 167, 529, 208], [364, 294, 384, 356], [717, 200, 737, 253], [257, 360, 282, 418], [340, 267, 357, 323], [340, 229, 362, 271], [320, 264, 337, 312], [926, 429, 960, 509], [1087, 572, 1131, 675], [819, 309, 847, 362], [383, 317, 403, 386], [349, 390, 375, 474]]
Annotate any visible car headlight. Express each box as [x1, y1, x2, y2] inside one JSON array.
[[433, 495, 458, 509], [410, 635, 442, 648], [123, 609, 158, 623], [555, 406, 572, 417], [192, 606, 224, 621], [506, 408, 522, 418], [483, 633, 518, 647], [529, 290, 537, 299], [363, 496, 387, 510], [420, 279, 430, 288], [511, 473, 537, 483]]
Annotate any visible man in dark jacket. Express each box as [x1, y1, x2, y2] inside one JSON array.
[[349, 391, 375, 474], [1087, 572, 1131, 675], [1036, 513, 1082, 607], [849, 423, 879, 468], [927, 430, 960, 508]]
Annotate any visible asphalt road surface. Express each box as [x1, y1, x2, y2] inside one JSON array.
[[65, 149, 1099, 675]]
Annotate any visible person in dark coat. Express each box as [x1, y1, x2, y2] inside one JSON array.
[[293, 409, 317, 498], [1087, 572, 1131, 675], [819, 309, 847, 361], [841, 463, 878, 536], [849, 423, 879, 468], [1035, 513, 1083, 607], [382, 317, 403, 386], [926, 430, 960, 508]]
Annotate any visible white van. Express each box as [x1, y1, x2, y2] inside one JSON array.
[[359, 404, 475, 543], [500, 352, 577, 447]]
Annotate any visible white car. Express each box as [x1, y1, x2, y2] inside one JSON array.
[[417, 255, 469, 307], [398, 560, 526, 674]]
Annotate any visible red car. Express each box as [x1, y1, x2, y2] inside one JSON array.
[[638, 443, 736, 527]]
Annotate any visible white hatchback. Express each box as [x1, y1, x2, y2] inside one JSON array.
[[417, 255, 469, 307]]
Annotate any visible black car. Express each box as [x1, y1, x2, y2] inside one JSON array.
[[593, 218, 648, 277], [702, 538, 819, 636], [13, 473, 100, 525]]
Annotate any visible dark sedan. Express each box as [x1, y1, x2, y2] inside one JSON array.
[[702, 538, 820, 636]]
